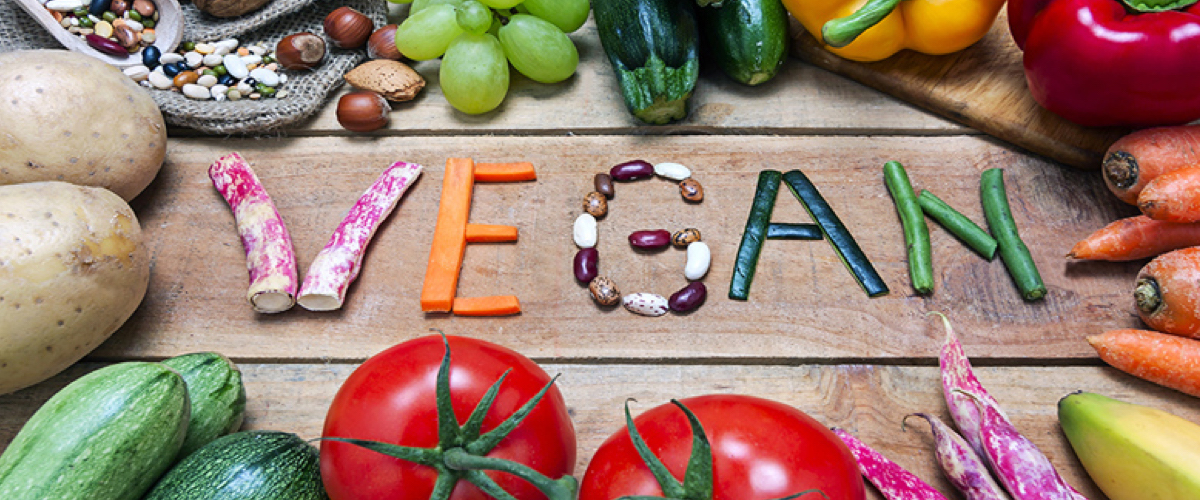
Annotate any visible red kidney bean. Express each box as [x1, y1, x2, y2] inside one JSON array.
[[574, 248, 599, 283], [668, 282, 707, 312], [629, 229, 671, 249], [610, 160, 654, 181], [594, 173, 614, 198], [86, 34, 129, 56]]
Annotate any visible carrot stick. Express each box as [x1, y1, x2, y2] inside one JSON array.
[[1103, 125, 1200, 205], [1134, 247, 1200, 338], [208, 152, 298, 314], [451, 295, 521, 316], [473, 162, 537, 182], [1138, 166, 1200, 222], [420, 158, 476, 313], [465, 224, 519, 243], [1068, 215, 1200, 261], [1089, 328, 1200, 398]]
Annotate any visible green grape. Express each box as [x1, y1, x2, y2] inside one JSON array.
[[520, 0, 589, 33], [410, 0, 464, 16], [455, 0, 494, 34], [395, 4, 465, 60], [478, 0, 523, 10], [498, 14, 578, 84], [440, 33, 509, 114]]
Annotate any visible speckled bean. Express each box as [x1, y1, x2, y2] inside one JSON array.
[[589, 276, 621, 306], [573, 213, 597, 249], [685, 241, 711, 280], [672, 228, 701, 247], [594, 173, 614, 198], [583, 191, 607, 218], [610, 160, 654, 181], [629, 229, 671, 249], [654, 162, 692, 181], [668, 282, 707, 312], [574, 248, 598, 283], [622, 292, 668, 316], [680, 178, 704, 202]]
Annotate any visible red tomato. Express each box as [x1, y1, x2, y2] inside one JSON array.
[[320, 335, 577, 499], [579, 394, 864, 500]]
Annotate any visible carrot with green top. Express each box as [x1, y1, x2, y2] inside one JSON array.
[[1067, 215, 1200, 261], [1089, 328, 1200, 398], [1103, 125, 1200, 205], [1137, 166, 1200, 222]]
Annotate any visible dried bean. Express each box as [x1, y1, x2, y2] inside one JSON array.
[[132, 0, 154, 17], [622, 293, 668, 316], [594, 173, 614, 198], [173, 70, 199, 88], [574, 248, 599, 283], [629, 229, 671, 249], [110, 0, 128, 14], [671, 228, 701, 247], [668, 282, 707, 312], [610, 160, 654, 181], [85, 34, 126, 56], [684, 242, 711, 280], [583, 191, 607, 218], [113, 24, 138, 49], [654, 162, 692, 181], [589, 276, 620, 306], [680, 178, 704, 202], [573, 213, 597, 249]]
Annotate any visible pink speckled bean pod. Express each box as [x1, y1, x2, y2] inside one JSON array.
[[956, 391, 1087, 500], [904, 413, 1010, 500], [209, 152, 298, 313], [934, 312, 1010, 457], [832, 428, 949, 500], [298, 161, 423, 311]]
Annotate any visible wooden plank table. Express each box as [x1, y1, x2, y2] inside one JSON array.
[[3, 12, 1196, 500]]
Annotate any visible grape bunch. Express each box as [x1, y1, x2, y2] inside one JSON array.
[[390, 0, 589, 114]]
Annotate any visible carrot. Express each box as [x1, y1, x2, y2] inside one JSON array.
[[1067, 215, 1200, 261], [465, 224, 519, 243], [1134, 246, 1200, 338], [1137, 166, 1200, 222], [473, 162, 537, 182], [1088, 328, 1200, 398], [451, 295, 521, 316], [1103, 125, 1200, 205], [420, 158, 476, 313]]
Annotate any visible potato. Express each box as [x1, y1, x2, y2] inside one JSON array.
[[193, 0, 272, 17], [0, 50, 166, 202], [0, 182, 150, 395]]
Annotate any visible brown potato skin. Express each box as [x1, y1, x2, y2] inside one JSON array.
[[0, 50, 165, 201], [193, 0, 272, 17]]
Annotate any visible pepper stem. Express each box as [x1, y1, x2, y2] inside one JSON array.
[[1120, 0, 1199, 12], [821, 0, 901, 48], [443, 448, 579, 500]]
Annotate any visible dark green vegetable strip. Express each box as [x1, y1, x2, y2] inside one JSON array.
[[883, 161, 933, 295], [782, 169, 889, 297], [729, 170, 782, 300], [916, 189, 998, 260], [766, 223, 823, 240], [980, 168, 1046, 301]]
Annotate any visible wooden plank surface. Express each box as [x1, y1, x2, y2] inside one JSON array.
[[4, 362, 1198, 500], [91, 134, 1141, 363], [789, 15, 1129, 170]]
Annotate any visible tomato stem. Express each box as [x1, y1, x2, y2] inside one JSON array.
[[444, 448, 579, 500]]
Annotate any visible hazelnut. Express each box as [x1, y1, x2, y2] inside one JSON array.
[[275, 32, 327, 70], [323, 6, 374, 49], [367, 25, 403, 60], [336, 91, 390, 132]]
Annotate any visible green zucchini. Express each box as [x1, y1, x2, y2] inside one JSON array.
[[697, 0, 789, 85], [0, 362, 189, 500], [162, 352, 247, 459], [730, 170, 783, 300], [144, 431, 328, 500], [593, 0, 701, 124]]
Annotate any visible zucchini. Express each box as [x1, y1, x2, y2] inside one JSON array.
[[0, 362, 189, 500], [162, 352, 247, 459], [729, 170, 783, 300], [593, 0, 701, 124], [697, 0, 789, 85], [144, 431, 328, 500]]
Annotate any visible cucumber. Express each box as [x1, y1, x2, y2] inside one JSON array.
[[697, 0, 789, 85], [162, 352, 247, 459], [0, 362, 189, 500], [593, 0, 701, 124], [144, 431, 328, 500], [729, 170, 783, 300]]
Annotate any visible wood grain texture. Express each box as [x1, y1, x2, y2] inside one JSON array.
[[91, 134, 1141, 363], [4, 362, 1198, 500], [789, 15, 1129, 170]]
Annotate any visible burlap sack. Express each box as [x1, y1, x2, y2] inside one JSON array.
[[0, 0, 387, 135]]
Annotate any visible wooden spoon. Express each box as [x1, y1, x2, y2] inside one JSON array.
[[13, 0, 183, 68]]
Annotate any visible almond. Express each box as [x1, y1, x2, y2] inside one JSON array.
[[343, 60, 425, 102]]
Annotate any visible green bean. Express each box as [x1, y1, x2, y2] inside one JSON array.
[[917, 189, 997, 260], [883, 161, 933, 295], [980, 168, 1046, 301], [765, 223, 822, 240]]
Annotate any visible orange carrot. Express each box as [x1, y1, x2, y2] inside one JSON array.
[[452, 295, 521, 316], [1068, 215, 1200, 261], [473, 162, 537, 182], [465, 224, 519, 243], [1089, 328, 1200, 398], [1138, 166, 1200, 222], [420, 158, 475, 313], [1134, 247, 1200, 338], [1103, 125, 1200, 205]]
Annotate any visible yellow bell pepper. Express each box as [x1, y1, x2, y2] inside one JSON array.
[[783, 0, 1007, 62]]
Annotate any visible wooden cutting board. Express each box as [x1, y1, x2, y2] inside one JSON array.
[[789, 14, 1129, 169]]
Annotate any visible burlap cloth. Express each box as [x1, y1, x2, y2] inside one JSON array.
[[0, 0, 387, 134]]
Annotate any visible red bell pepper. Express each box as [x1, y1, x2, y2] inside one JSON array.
[[1009, 0, 1200, 127]]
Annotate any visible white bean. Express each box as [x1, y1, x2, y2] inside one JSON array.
[[622, 293, 669, 317], [181, 84, 211, 100], [158, 53, 184, 65], [249, 67, 279, 87], [202, 54, 224, 67], [147, 70, 173, 90], [654, 162, 692, 181], [123, 65, 150, 82], [184, 51, 204, 69], [685, 241, 711, 280], [223, 54, 250, 79], [573, 213, 597, 249], [196, 74, 219, 88]]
